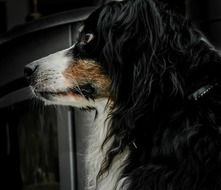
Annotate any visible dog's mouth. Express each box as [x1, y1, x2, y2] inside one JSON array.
[[36, 91, 70, 99], [34, 84, 96, 100]]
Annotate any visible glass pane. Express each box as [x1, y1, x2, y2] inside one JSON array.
[[17, 104, 59, 190], [1, 100, 61, 190]]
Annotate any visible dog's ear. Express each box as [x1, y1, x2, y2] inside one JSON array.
[[101, 0, 164, 99], [99, 0, 163, 85]]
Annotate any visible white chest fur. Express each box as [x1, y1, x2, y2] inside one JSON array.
[[85, 100, 129, 190]]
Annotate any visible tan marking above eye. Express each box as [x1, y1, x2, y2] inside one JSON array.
[[63, 59, 111, 98]]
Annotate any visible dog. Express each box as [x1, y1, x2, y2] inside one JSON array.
[[24, 0, 221, 189]]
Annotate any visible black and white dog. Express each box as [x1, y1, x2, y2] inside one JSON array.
[[24, 0, 221, 189]]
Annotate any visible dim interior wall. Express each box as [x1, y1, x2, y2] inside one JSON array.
[[5, 0, 28, 30]]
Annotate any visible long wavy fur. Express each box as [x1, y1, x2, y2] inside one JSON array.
[[90, 0, 221, 189]]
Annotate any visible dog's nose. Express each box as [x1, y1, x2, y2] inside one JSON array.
[[24, 64, 38, 77], [24, 64, 38, 83]]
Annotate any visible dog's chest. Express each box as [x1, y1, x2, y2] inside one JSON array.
[[85, 101, 129, 190]]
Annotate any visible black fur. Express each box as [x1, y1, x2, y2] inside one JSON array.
[[75, 0, 221, 189]]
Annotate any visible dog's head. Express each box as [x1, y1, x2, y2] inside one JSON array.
[[25, 0, 213, 112], [24, 0, 168, 109]]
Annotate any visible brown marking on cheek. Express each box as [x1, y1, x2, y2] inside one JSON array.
[[63, 59, 111, 97]]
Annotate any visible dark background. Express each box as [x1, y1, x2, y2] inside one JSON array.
[[0, 0, 221, 48], [0, 0, 104, 33]]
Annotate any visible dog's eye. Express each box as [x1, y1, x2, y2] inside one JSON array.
[[80, 33, 94, 45]]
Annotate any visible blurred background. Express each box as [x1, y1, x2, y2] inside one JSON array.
[[0, 0, 221, 190], [0, 0, 221, 47], [0, 0, 106, 32]]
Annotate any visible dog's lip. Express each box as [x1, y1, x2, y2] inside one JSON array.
[[34, 89, 80, 97], [34, 84, 96, 99]]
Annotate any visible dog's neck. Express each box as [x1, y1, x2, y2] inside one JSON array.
[[86, 99, 129, 190]]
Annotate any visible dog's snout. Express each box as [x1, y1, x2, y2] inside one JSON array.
[[24, 64, 38, 78]]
